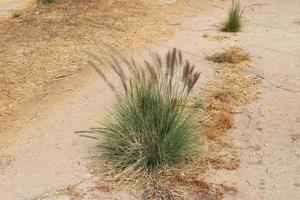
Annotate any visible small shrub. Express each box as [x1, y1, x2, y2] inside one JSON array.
[[37, 0, 55, 4], [222, 0, 243, 32], [87, 49, 201, 174], [11, 11, 22, 18]]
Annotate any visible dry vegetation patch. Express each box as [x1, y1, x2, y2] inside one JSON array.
[[170, 50, 259, 198], [207, 47, 249, 64], [194, 54, 260, 170], [196, 61, 259, 150]]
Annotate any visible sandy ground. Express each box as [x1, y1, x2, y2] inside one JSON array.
[[211, 0, 300, 199], [0, 0, 30, 17], [0, 0, 299, 199], [0, 0, 210, 148]]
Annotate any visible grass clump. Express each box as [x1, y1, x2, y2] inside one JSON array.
[[87, 48, 201, 175], [37, 0, 55, 4], [11, 11, 22, 18], [207, 47, 249, 64], [222, 0, 243, 32]]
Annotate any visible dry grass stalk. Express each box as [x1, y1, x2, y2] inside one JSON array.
[[88, 48, 200, 99]]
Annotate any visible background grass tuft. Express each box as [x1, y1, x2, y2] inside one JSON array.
[[37, 0, 55, 4], [222, 0, 243, 32]]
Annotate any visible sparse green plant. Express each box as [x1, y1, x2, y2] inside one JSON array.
[[37, 0, 55, 4], [193, 99, 203, 109], [87, 48, 201, 175], [11, 11, 22, 18], [222, 0, 243, 32]]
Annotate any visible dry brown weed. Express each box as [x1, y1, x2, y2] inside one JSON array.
[[207, 47, 249, 64], [206, 157, 240, 170]]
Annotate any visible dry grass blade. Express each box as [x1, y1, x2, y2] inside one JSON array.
[[178, 50, 183, 66], [87, 61, 118, 99], [107, 57, 128, 93], [111, 55, 127, 82], [166, 51, 171, 77], [145, 61, 158, 83], [187, 75, 195, 93], [170, 48, 177, 75], [182, 61, 190, 83], [149, 52, 163, 76]]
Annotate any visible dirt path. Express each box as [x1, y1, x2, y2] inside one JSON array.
[[0, 0, 299, 199], [211, 0, 300, 199]]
